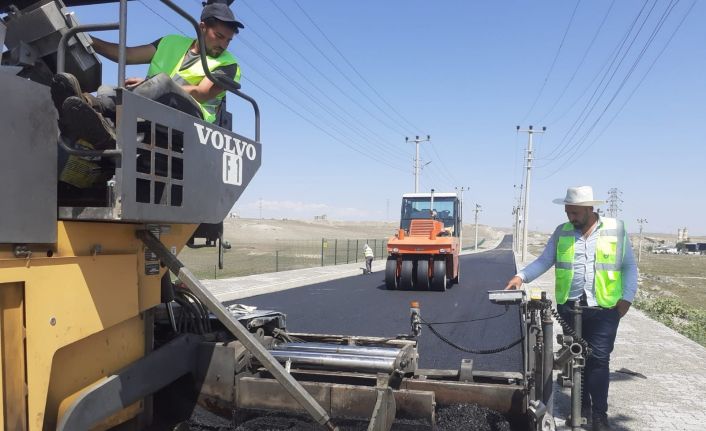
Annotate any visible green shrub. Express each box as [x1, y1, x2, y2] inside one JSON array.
[[634, 296, 706, 347]]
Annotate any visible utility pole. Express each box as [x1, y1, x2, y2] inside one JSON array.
[[455, 186, 469, 250], [517, 125, 546, 262], [607, 188, 623, 218], [406, 135, 431, 192], [474, 204, 482, 250], [513, 184, 523, 253], [637, 218, 648, 264]]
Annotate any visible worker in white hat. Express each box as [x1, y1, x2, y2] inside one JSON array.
[[505, 186, 637, 431]]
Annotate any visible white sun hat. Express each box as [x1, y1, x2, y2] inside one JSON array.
[[552, 186, 604, 206]]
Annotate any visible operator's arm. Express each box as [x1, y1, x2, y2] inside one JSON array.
[[616, 233, 638, 317], [91, 36, 156, 64], [182, 65, 238, 103], [505, 228, 559, 289]]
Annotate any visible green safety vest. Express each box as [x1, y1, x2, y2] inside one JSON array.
[[146, 34, 241, 123], [555, 217, 626, 308]]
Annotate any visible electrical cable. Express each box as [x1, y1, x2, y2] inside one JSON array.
[[538, 0, 616, 124], [239, 24, 412, 155], [291, 0, 425, 135], [538, 0, 694, 179], [520, 0, 582, 123], [268, 0, 411, 137], [539, 0, 656, 164], [243, 76, 409, 172], [238, 36, 407, 162], [238, 1, 410, 139], [148, 0, 412, 165], [537, 0, 683, 178], [421, 316, 523, 355], [422, 307, 509, 325], [550, 0, 664, 164]]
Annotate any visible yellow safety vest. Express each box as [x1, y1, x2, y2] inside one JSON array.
[[146, 34, 241, 123], [555, 218, 626, 307]]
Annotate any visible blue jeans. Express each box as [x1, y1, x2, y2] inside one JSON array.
[[558, 301, 621, 415]]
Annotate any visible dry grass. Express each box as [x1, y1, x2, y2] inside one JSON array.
[[637, 254, 706, 310]]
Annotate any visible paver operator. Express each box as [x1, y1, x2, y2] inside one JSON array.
[[505, 186, 638, 431], [50, 0, 243, 148]]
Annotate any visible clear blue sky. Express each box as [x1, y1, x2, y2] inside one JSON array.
[[72, 0, 705, 235]]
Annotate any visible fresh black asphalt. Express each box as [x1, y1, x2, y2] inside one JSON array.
[[228, 235, 523, 372]]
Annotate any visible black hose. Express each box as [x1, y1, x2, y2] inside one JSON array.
[[421, 317, 524, 355], [179, 289, 211, 333], [423, 306, 509, 325]]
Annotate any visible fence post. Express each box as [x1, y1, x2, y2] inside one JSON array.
[[373, 239, 377, 260], [356, 239, 359, 263], [276, 250, 279, 272], [321, 238, 325, 267], [334, 239, 338, 265], [346, 239, 350, 263]]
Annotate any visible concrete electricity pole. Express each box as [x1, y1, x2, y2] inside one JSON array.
[[406, 135, 431, 192], [455, 186, 469, 250], [513, 184, 523, 253], [637, 218, 648, 264], [474, 204, 482, 250], [517, 125, 546, 262]]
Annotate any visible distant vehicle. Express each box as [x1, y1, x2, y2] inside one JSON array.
[[385, 191, 461, 291]]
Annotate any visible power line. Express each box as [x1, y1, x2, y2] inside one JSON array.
[[537, 0, 681, 176], [137, 0, 189, 36], [520, 0, 582, 123], [536, 0, 656, 165], [291, 0, 424, 135], [121, 1, 412, 172], [243, 76, 408, 172], [537, 0, 695, 179], [538, 0, 616, 124], [237, 24, 410, 156], [239, 1, 409, 138], [238, 37, 406, 162]]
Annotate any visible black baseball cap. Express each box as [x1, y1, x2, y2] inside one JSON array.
[[201, 3, 245, 30]]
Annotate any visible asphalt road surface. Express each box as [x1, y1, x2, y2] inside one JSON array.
[[229, 235, 523, 373]]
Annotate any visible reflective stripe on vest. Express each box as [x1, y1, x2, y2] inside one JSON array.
[[554, 218, 626, 307], [146, 34, 241, 123]]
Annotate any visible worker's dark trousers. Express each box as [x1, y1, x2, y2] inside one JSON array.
[[94, 73, 202, 120], [557, 302, 620, 416], [365, 257, 373, 273]]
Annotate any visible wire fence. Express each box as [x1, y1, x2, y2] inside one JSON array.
[[181, 238, 389, 280], [180, 229, 502, 280]]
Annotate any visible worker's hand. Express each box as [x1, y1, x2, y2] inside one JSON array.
[[125, 77, 145, 89], [504, 275, 523, 290], [615, 299, 631, 318]]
